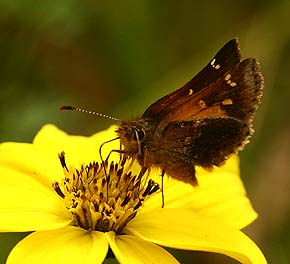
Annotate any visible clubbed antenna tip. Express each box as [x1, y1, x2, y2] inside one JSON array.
[[59, 105, 76, 110]]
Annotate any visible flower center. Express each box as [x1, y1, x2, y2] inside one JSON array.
[[53, 152, 160, 233]]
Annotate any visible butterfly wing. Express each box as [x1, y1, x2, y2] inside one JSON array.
[[161, 117, 250, 169], [157, 58, 263, 130], [155, 58, 263, 169], [142, 39, 242, 121], [142, 39, 263, 169]]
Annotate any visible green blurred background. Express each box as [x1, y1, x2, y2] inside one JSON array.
[[0, 0, 289, 263]]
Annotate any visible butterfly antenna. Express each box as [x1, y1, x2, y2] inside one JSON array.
[[60, 105, 122, 202], [60, 105, 121, 122]]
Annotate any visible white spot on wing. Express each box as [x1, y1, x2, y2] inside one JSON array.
[[224, 74, 237, 87], [210, 58, 220, 70]]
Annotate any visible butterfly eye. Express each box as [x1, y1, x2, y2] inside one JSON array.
[[133, 129, 145, 141]]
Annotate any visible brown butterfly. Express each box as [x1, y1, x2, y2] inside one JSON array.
[[115, 38, 263, 185], [61, 39, 263, 187]]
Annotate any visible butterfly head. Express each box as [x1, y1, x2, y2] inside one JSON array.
[[116, 120, 148, 156]]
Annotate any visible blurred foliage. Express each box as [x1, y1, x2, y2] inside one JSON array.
[[0, 0, 289, 263]]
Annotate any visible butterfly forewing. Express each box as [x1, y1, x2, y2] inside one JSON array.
[[156, 58, 263, 129], [142, 39, 242, 121]]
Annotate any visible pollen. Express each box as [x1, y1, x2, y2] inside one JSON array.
[[53, 152, 159, 234]]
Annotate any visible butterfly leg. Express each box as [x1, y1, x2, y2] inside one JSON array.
[[161, 169, 165, 208], [105, 149, 125, 163]]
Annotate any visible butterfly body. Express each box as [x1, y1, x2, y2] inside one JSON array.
[[116, 39, 263, 185]]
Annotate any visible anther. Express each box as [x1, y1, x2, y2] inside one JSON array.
[[52, 182, 65, 199], [58, 151, 69, 172]]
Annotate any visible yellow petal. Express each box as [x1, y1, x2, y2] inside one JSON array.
[[32, 124, 120, 166], [105, 232, 179, 264], [0, 142, 62, 182], [7, 226, 108, 264], [0, 166, 72, 231], [126, 208, 267, 264], [142, 155, 257, 229], [0, 142, 71, 231]]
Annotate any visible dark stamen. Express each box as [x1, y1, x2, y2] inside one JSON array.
[[133, 199, 143, 210], [52, 181, 65, 198], [58, 151, 69, 172], [142, 179, 154, 197], [148, 183, 160, 195], [121, 193, 131, 207]]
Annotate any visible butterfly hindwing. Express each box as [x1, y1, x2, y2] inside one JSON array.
[[161, 117, 250, 169]]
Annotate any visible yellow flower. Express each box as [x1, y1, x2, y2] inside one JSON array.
[[0, 124, 267, 264]]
